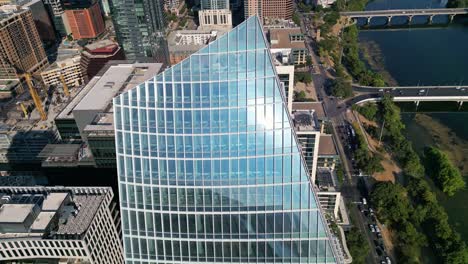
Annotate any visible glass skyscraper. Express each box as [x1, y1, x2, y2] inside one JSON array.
[[110, 0, 168, 62], [201, 0, 230, 9], [114, 16, 337, 263]]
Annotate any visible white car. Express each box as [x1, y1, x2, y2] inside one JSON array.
[[385, 256, 392, 264]]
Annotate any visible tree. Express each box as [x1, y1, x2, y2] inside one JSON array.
[[371, 182, 412, 225], [292, 13, 301, 26], [346, 227, 370, 264], [306, 55, 312, 67], [424, 146, 465, 196], [295, 72, 312, 84], [294, 91, 313, 102], [331, 78, 353, 98], [356, 103, 378, 121]]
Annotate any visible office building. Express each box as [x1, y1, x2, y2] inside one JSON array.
[[0, 5, 48, 78], [198, 9, 232, 30], [269, 28, 309, 65], [41, 54, 84, 88], [41, 0, 67, 36], [114, 16, 337, 263], [111, 0, 168, 62], [0, 186, 124, 263], [53, 62, 162, 167], [81, 40, 125, 81], [244, 0, 293, 22], [63, 1, 105, 39], [16, 0, 56, 45], [200, 0, 229, 9]]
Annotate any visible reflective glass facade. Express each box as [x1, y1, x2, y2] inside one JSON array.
[[114, 16, 337, 263]]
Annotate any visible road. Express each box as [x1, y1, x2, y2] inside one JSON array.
[[298, 13, 391, 264]]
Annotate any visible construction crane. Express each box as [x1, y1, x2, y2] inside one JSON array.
[[16, 102, 28, 118], [59, 73, 70, 97], [23, 73, 47, 121]]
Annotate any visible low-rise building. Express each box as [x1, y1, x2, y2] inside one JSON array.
[[167, 29, 220, 65], [0, 186, 124, 263], [269, 27, 309, 65], [292, 109, 321, 183], [316, 168, 341, 218], [80, 39, 125, 81], [314, 0, 336, 8], [41, 55, 84, 88], [318, 134, 339, 169], [0, 79, 20, 100]]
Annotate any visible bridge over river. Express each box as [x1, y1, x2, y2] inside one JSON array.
[[341, 8, 468, 24], [348, 84, 468, 106]]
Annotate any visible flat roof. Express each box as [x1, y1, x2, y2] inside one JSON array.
[[0, 204, 34, 223], [292, 102, 326, 120], [74, 63, 162, 112], [319, 134, 337, 156], [31, 211, 55, 231], [56, 63, 162, 119], [269, 28, 306, 50], [42, 192, 68, 211], [0, 187, 112, 239]]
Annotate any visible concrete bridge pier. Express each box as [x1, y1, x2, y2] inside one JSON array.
[[458, 101, 464, 110], [408, 15, 414, 24], [428, 15, 434, 24], [386, 16, 393, 25], [449, 14, 456, 23], [415, 100, 420, 110], [366, 16, 372, 25]]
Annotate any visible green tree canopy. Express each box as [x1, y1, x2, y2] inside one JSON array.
[[331, 78, 353, 98], [424, 146, 465, 196]]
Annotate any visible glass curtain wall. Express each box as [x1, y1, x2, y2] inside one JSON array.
[[114, 16, 337, 264]]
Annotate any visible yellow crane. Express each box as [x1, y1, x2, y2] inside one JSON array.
[[23, 73, 47, 121], [59, 73, 70, 97], [16, 102, 28, 118]]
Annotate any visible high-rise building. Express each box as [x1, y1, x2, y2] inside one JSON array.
[[244, 0, 293, 22], [0, 186, 124, 263], [111, 0, 168, 62], [200, 0, 229, 9], [63, 0, 105, 39], [198, 9, 232, 30], [80, 39, 125, 81], [114, 16, 337, 263], [0, 5, 48, 78], [16, 0, 56, 45]]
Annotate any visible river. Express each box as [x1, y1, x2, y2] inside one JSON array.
[[358, 0, 468, 245]]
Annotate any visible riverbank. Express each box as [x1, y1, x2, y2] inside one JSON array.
[[402, 113, 468, 243], [359, 40, 398, 86]]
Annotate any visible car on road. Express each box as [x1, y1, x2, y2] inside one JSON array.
[[369, 224, 376, 233], [362, 197, 367, 205], [419, 89, 425, 93], [385, 256, 392, 264], [379, 89, 384, 92]]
